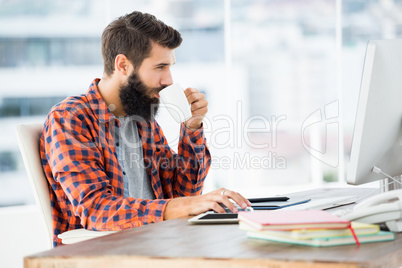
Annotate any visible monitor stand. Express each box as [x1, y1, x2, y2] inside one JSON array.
[[380, 175, 402, 192]]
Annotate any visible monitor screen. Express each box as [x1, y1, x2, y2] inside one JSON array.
[[347, 39, 402, 188]]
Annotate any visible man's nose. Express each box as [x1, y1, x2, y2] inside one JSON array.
[[161, 69, 173, 86]]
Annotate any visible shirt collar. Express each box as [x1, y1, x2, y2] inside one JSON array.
[[85, 78, 120, 126]]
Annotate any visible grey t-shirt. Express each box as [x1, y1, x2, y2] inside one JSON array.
[[114, 116, 155, 199]]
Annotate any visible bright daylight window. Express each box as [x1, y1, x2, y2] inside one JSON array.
[[1, 0, 402, 206]]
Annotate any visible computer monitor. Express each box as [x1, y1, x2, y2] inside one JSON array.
[[347, 39, 402, 191]]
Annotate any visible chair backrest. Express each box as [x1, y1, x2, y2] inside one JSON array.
[[16, 124, 53, 248]]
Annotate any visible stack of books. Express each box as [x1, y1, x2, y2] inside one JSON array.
[[238, 210, 395, 247]]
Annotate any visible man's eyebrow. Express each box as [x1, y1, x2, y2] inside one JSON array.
[[155, 62, 176, 67]]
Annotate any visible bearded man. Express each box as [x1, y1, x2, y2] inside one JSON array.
[[40, 11, 251, 247]]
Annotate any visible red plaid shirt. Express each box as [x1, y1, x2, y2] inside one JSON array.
[[40, 79, 211, 247]]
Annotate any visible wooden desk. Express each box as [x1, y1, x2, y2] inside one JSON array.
[[24, 188, 402, 268]]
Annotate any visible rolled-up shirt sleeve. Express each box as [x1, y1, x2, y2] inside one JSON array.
[[152, 121, 211, 197]]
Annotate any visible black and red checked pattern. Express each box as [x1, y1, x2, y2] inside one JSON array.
[[40, 79, 211, 247]]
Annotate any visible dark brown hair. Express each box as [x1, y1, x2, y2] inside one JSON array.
[[101, 11, 182, 76]]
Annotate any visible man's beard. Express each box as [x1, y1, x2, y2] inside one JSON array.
[[119, 72, 163, 121]]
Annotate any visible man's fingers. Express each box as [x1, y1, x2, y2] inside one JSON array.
[[237, 192, 252, 207], [184, 88, 206, 105], [190, 99, 208, 112], [184, 87, 198, 98], [220, 189, 250, 209], [217, 196, 239, 213], [183, 87, 208, 130], [206, 189, 248, 213], [182, 188, 252, 216], [210, 202, 227, 214], [187, 92, 205, 105]]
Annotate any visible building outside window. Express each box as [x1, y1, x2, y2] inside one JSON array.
[[1, 0, 402, 207]]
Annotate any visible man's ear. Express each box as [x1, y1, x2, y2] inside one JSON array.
[[114, 54, 132, 77]]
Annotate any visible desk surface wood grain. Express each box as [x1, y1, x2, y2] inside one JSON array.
[[24, 188, 402, 268]]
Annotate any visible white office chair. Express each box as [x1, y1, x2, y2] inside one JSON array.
[[16, 124, 115, 247]]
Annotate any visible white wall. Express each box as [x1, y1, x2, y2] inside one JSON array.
[[0, 205, 50, 268]]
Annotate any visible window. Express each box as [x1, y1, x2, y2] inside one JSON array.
[[1, 0, 402, 206], [0, 96, 66, 117]]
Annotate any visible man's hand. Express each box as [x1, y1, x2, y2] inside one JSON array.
[[163, 188, 252, 220], [184, 88, 208, 130]]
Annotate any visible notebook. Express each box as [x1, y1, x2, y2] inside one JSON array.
[[238, 210, 351, 231], [239, 221, 380, 240], [247, 230, 395, 247]]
